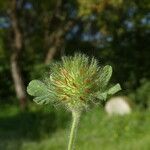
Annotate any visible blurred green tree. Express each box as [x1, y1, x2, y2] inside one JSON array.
[[0, 0, 149, 108]]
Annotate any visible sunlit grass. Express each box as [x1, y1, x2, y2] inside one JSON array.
[[0, 105, 150, 150]]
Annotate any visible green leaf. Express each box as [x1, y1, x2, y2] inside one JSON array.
[[95, 84, 121, 101], [33, 94, 52, 105], [99, 65, 113, 89], [108, 83, 121, 95], [27, 80, 49, 97], [95, 92, 107, 101], [27, 80, 57, 105]]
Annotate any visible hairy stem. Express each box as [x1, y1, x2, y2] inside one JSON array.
[[68, 110, 81, 150]]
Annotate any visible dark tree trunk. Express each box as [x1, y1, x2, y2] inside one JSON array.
[[44, 0, 71, 64], [44, 19, 76, 64], [10, 0, 27, 110], [45, 29, 64, 64]]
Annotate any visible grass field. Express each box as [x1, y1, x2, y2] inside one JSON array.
[[0, 105, 150, 150]]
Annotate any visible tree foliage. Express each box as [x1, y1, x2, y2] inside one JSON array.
[[0, 0, 149, 105]]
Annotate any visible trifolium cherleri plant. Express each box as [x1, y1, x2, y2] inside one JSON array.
[[27, 53, 121, 150]]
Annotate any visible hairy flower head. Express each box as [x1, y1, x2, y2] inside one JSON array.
[[27, 53, 121, 111]]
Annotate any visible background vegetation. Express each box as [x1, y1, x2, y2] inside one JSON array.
[[0, 0, 149, 150]]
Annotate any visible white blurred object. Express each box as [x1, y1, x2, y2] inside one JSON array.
[[105, 96, 131, 115]]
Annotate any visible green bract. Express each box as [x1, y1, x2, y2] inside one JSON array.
[[27, 53, 121, 111]]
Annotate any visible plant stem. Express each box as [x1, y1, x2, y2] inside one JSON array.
[[68, 110, 81, 150]]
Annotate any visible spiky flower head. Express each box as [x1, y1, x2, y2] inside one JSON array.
[[27, 53, 121, 112]]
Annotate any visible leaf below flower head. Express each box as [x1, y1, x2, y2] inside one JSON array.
[[27, 80, 55, 105], [33, 94, 53, 105], [107, 83, 121, 95], [95, 84, 121, 101], [95, 92, 108, 101], [27, 80, 50, 96]]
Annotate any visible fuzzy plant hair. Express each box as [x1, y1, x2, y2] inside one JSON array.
[[27, 53, 121, 150]]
